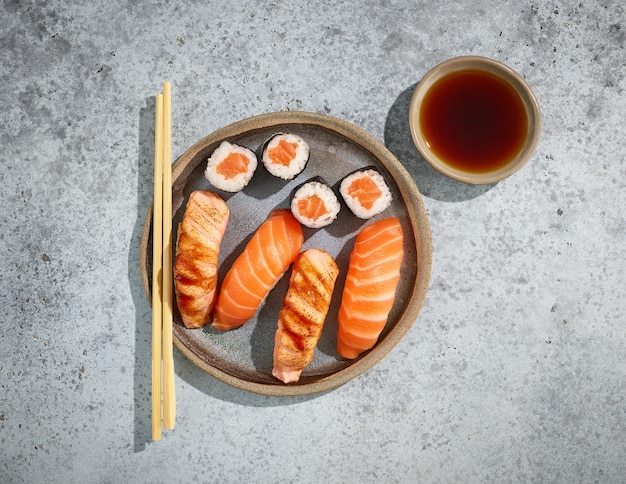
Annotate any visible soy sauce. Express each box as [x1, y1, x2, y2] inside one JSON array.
[[419, 69, 528, 174]]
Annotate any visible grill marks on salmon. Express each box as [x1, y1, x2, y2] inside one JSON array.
[[337, 218, 404, 359], [272, 249, 339, 384], [212, 209, 304, 331], [173, 191, 229, 329]]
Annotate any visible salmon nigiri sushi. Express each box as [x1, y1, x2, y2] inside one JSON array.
[[212, 209, 304, 331], [174, 190, 229, 328], [273, 249, 339, 384], [337, 217, 404, 359]]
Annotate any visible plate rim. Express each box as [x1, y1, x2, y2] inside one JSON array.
[[140, 110, 432, 396]]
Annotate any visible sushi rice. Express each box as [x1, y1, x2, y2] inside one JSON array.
[[290, 180, 340, 229], [339, 168, 392, 219], [205, 141, 258, 192], [262, 133, 309, 180]]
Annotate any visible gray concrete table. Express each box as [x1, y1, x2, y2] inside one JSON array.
[[1, 1, 624, 482]]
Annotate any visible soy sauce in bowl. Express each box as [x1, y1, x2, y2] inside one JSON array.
[[419, 69, 528, 174], [409, 56, 542, 185]]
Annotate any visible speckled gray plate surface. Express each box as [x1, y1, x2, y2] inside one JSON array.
[[140, 111, 432, 396]]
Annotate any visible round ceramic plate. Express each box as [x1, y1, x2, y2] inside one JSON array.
[[140, 111, 432, 396]]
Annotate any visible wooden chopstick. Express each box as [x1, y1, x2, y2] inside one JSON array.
[[151, 83, 176, 441], [161, 82, 176, 430], [151, 93, 164, 441]]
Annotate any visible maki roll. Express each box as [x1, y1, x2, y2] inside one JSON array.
[[262, 133, 309, 180], [339, 168, 392, 219], [290, 179, 340, 229], [205, 141, 258, 192]]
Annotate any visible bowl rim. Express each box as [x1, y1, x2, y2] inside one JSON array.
[[139, 110, 433, 396], [408, 55, 542, 185]]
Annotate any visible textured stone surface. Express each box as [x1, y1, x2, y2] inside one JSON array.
[[1, 1, 624, 482]]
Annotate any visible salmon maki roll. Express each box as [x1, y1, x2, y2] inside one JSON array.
[[205, 141, 258, 192], [339, 168, 392, 219], [262, 133, 309, 180], [337, 217, 404, 359], [273, 249, 339, 384], [290, 179, 341, 228], [212, 209, 304, 331], [174, 191, 229, 328]]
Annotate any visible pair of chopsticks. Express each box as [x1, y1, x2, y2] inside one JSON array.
[[152, 82, 176, 440]]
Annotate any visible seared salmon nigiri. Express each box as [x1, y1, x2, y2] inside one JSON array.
[[273, 249, 339, 384], [336, 217, 404, 359], [173, 190, 229, 328], [212, 209, 304, 331]]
